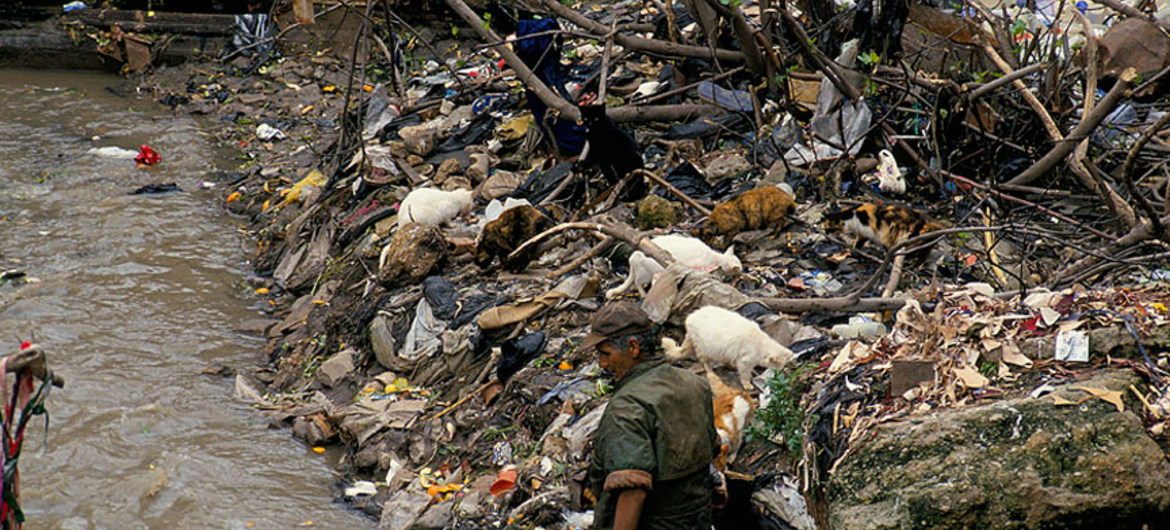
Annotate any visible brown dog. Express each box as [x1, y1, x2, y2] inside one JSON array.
[[475, 205, 555, 272], [695, 186, 795, 249]]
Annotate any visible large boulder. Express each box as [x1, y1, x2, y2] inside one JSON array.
[[378, 223, 446, 288], [828, 370, 1170, 529]]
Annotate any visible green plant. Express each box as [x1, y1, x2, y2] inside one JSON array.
[[747, 365, 809, 454], [588, 380, 613, 398], [979, 360, 997, 379], [858, 50, 881, 66], [1010, 18, 1028, 37]]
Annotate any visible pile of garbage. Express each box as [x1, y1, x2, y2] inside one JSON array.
[[129, 0, 1170, 526]]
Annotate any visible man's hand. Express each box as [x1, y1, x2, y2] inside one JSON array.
[[613, 487, 647, 530]]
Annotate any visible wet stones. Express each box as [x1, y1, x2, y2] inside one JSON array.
[[827, 370, 1170, 529], [316, 348, 356, 387], [378, 223, 446, 288], [369, 315, 398, 370], [478, 170, 522, 201], [635, 194, 681, 230]]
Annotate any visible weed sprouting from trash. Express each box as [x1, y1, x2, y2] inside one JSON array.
[[748, 365, 811, 455]]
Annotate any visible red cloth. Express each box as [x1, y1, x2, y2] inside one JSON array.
[[135, 145, 160, 166]]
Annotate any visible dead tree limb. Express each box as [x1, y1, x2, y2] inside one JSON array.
[[1122, 111, 1170, 237], [757, 296, 909, 313], [507, 221, 675, 267], [1090, 0, 1170, 32], [634, 66, 745, 105], [597, 12, 619, 103], [535, 0, 745, 62], [880, 254, 906, 298], [760, 227, 1001, 315], [444, 0, 579, 120], [635, 169, 713, 216], [1053, 212, 1170, 285], [1004, 68, 1138, 187], [607, 103, 722, 122], [944, 172, 1118, 240], [1064, 12, 1135, 229], [699, 0, 767, 77], [549, 236, 616, 279], [968, 62, 1046, 100], [978, 38, 1063, 142], [445, 0, 721, 124]]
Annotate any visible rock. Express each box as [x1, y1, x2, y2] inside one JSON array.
[[467, 153, 491, 182], [434, 158, 462, 184], [378, 223, 446, 288], [410, 500, 454, 529], [478, 170, 521, 201], [635, 194, 682, 230], [1098, 19, 1170, 98], [235, 318, 279, 335], [828, 370, 1170, 529], [398, 125, 439, 156], [378, 490, 431, 530], [703, 153, 751, 184], [354, 441, 382, 469], [370, 315, 398, 369], [759, 160, 789, 187], [292, 412, 336, 445], [316, 348, 356, 388], [456, 490, 487, 518], [440, 176, 472, 191]]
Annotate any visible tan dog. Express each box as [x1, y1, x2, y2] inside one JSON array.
[[695, 186, 795, 250]]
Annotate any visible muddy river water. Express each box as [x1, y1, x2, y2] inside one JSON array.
[[0, 70, 370, 528]]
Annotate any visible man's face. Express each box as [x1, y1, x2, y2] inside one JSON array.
[[596, 338, 639, 382]]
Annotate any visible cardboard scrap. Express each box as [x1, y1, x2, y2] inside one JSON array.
[[953, 364, 989, 389], [1001, 340, 1033, 368], [1051, 394, 1090, 406], [828, 341, 870, 374], [1039, 307, 1061, 327], [1070, 385, 1125, 412], [891, 360, 935, 396]]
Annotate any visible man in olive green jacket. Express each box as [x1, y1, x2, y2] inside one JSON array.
[[581, 302, 718, 530]]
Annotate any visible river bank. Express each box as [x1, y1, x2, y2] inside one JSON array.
[[117, 1, 1170, 528]]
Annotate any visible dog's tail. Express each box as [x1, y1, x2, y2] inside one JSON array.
[[662, 335, 694, 361]]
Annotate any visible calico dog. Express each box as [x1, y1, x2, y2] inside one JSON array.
[[708, 371, 755, 471], [475, 204, 556, 272], [824, 202, 944, 261], [578, 105, 647, 200], [695, 185, 795, 249]]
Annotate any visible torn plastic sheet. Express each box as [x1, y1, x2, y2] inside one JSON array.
[[401, 297, 446, 362], [785, 77, 872, 166]]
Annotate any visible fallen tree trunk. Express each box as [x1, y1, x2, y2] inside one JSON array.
[[757, 296, 908, 313]]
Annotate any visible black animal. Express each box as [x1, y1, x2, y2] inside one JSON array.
[[475, 205, 556, 272], [578, 105, 647, 201]]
